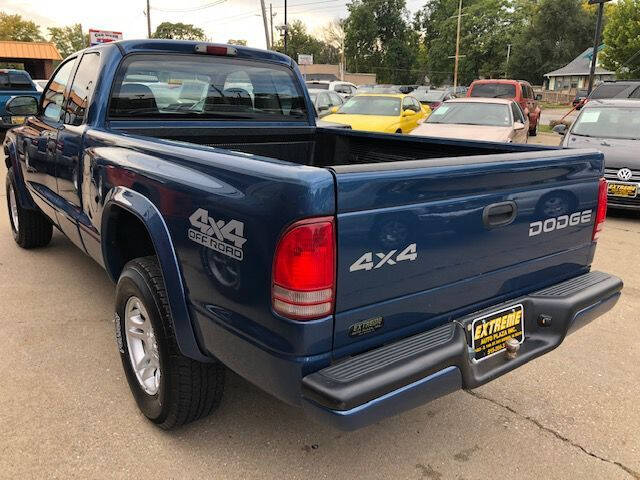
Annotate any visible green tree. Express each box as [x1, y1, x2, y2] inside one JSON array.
[[273, 20, 340, 64], [48, 24, 88, 59], [227, 39, 247, 46], [508, 0, 596, 84], [343, 0, 420, 83], [0, 12, 44, 42], [414, 0, 521, 86], [152, 22, 206, 41], [600, 0, 640, 78]]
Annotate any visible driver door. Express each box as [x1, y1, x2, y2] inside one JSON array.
[[20, 58, 76, 221]]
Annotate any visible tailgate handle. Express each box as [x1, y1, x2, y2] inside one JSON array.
[[483, 201, 517, 228]]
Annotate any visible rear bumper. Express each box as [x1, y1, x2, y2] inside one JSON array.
[[302, 271, 622, 430]]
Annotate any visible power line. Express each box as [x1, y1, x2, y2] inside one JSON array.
[[152, 0, 226, 12]]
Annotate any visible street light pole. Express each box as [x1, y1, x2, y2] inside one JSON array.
[[505, 44, 511, 78], [587, 0, 608, 95], [453, 0, 463, 88]]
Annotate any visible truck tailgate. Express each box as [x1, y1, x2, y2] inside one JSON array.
[[331, 148, 603, 352]]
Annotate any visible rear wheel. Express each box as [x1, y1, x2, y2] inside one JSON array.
[[395, 129, 402, 134], [115, 256, 225, 429], [5, 167, 52, 249]]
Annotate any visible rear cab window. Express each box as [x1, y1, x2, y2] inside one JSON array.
[[590, 84, 630, 99], [470, 83, 516, 99], [0, 71, 36, 91], [110, 54, 309, 122]]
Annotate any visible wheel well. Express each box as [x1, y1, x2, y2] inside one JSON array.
[[103, 206, 156, 281]]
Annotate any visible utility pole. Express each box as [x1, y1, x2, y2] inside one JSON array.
[[260, 0, 271, 49], [284, 0, 288, 55], [505, 44, 511, 78], [270, 4, 275, 48], [146, 0, 152, 38], [453, 0, 463, 88], [586, 0, 611, 95]]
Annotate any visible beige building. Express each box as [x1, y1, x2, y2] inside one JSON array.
[[298, 64, 376, 86], [543, 46, 615, 93]]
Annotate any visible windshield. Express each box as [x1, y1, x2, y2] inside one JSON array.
[[572, 107, 640, 139], [0, 72, 35, 91], [470, 83, 516, 99], [414, 90, 445, 102], [337, 96, 401, 116], [589, 84, 629, 99], [427, 102, 511, 127], [109, 54, 308, 122]]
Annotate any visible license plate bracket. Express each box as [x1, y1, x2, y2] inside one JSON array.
[[471, 304, 524, 362]]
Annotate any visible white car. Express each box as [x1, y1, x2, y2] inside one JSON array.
[[305, 80, 357, 99]]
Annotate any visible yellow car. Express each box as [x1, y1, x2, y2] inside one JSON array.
[[322, 93, 431, 134]]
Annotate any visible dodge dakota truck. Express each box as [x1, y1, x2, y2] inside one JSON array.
[[3, 40, 622, 430]]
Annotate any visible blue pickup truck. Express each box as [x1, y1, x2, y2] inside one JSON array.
[[3, 40, 622, 430], [0, 69, 41, 129]]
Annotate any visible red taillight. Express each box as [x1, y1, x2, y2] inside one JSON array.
[[272, 217, 335, 320], [194, 44, 237, 56], [593, 177, 607, 241], [431, 102, 441, 110]]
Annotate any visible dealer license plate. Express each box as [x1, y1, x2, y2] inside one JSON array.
[[471, 304, 524, 362], [11, 116, 26, 125], [607, 182, 637, 198]]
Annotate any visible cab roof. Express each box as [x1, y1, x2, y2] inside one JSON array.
[[88, 39, 293, 66]]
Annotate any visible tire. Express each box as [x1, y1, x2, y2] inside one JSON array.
[[115, 256, 225, 429], [5, 167, 53, 249], [395, 129, 402, 134]]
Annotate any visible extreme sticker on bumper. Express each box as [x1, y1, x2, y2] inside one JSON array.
[[471, 304, 524, 362]]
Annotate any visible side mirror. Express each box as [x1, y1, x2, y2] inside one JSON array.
[[552, 124, 567, 135], [330, 106, 339, 113], [535, 94, 542, 101], [513, 121, 525, 130], [5, 95, 39, 117], [317, 105, 329, 112], [402, 109, 415, 117]]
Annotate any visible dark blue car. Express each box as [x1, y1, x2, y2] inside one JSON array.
[[3, 40, 622, 431], [0, 69, 41, 129]]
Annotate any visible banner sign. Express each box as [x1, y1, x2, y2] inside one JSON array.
[[89, 29, 123, 46]]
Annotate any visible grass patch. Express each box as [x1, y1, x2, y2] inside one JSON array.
[[538, 124, 554, 133]]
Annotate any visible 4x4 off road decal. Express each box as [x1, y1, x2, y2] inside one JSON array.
[[188, 208, 246, 261]]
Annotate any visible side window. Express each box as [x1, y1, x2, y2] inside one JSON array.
[[42, 59, 76, 122], [630, 86, 640, 99], [328, 92, 343, 105], [65, 53, 100, 126], [317, 93, 330, 109], [511, 102, 525, 123], [412, 98, 421, 111]]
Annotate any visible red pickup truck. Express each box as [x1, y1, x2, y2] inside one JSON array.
[[468, 79, 542, 136]]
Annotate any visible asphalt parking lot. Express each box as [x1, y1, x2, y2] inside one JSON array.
[[1, 155, 639, 480]]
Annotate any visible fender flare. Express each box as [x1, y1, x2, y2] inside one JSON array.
[[4, 138, 37, 210], [102, 186, 212, 363]]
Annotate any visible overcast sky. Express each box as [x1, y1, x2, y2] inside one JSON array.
[[1, 0, 340, 49], [3, 0, 424, 50]]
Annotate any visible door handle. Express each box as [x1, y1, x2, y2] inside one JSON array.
[[483, 201, 517, 228]]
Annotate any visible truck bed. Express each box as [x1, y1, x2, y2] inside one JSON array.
[[110, 123, 547, 167]]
